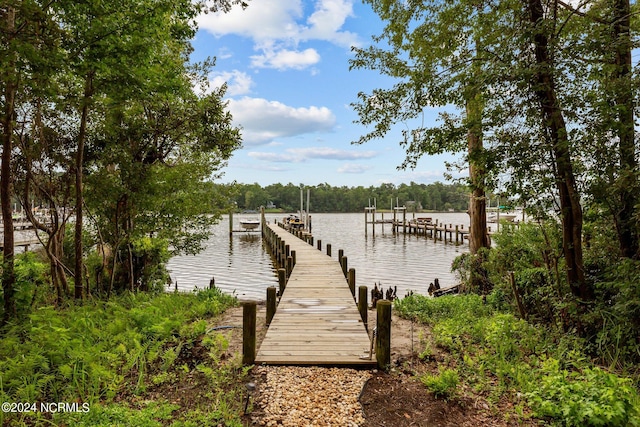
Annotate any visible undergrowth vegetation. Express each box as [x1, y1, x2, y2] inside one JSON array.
[[0, 281, 245, 426], [399, 218, 640, 426], [396, 294, 640, 426]]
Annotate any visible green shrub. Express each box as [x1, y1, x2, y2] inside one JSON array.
[[526, 358, 640, 426], [421, 368, 459, 399], [0, 289, 237, 407], [395, 293, 494, 326]]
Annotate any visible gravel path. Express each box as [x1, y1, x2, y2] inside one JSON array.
[[252, 366, 372, 427]]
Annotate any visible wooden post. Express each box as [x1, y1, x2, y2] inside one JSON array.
[[317, 239, 322, 251], [229, 211, 233, 236], [326, 244, 332, 257], [348, 268, 356, 297], [365, 208, 368, 235], [310, 236, 314, 246], [393, 208, 397, 234], [455, 225, 459, 244], [285, 244, 290, 259], [341, 256, 348, 278], [358, 285, 368, 330], [280, 240, 285, 265], [376, 300, 392, 370], [338, 249, 344, 262], [278, 268, 286, 296], [291, 250, 296, 267], [266, 287, 276, 326], [287, 255, 293, 277], [209, 277, 215, 289], [276, 236, 282, 265], [242, 302, 256, 365], [403, 208, 407, 233]]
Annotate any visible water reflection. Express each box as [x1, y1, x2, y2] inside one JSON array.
[[167, 212, 469, 300]]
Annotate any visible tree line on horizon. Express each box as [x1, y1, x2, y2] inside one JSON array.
[[227, 181, 472, 213]]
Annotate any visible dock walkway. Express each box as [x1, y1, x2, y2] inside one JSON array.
[[256, 223, 374, 366]]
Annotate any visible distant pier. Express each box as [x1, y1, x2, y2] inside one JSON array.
[[365, 206, 511, 244]]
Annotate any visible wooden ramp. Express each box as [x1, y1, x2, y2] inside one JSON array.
[[256, 223, 375, 366]]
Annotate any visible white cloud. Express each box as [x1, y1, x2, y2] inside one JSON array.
[[248, 146, 378, 163], [197, 0, 303, 40], [288, 147, 377, 160], [207, 70, 254, 96], [228, 97, 336, 145], [300, 0, 358, 47], [251, 48, 320, 70], [337, 163, 373, 174], [197, 0, 360, 71]]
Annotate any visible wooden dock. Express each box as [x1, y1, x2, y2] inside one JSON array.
[[256, 223, 375, 366]]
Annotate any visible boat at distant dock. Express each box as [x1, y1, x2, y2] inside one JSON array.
[[239, 219, 261, 230]]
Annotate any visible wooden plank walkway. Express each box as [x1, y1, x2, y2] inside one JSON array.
[[256, 223, 375, 366]]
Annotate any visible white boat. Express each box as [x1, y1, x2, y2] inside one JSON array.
[[239, 219, 261, 230]]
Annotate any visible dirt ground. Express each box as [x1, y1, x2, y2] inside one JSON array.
[[211, 303, 538, 427]]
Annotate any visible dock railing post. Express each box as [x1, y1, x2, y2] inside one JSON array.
[[287, 255, 293, 277], [317, 239, 322, 251], [326, 244, 332, 257], [348, 268, 356, 297], [266, 287, 276, 326], [278, 268, 286, 297], [376, 300, 392, 370], [358, 285, 368, 330], [242, 302, 256, 365], [341, 255, 348, 278]]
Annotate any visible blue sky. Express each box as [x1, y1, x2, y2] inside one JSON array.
[[193, 0, 461, 187]]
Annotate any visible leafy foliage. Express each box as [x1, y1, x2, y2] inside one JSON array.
[[421, 368, 459, 400], [396, 294, 640, 425], [0, 287, 238, 425], [527, 359, 640, 427]]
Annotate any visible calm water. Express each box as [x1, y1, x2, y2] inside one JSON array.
[[167, 212, 470, 300]]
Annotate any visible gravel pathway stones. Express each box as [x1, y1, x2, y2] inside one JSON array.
[[252, 366, 372, 426]]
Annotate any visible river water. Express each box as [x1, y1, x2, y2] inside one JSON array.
[[167, 212, 470, 301]]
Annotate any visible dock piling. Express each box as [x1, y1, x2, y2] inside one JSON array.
[[266, 287, 276, 326], [358, 285, 368, 330], [348, 268, 356, 297], [278, 268, 286, 296], [242, 302, 257, 365], [376, 300, 392, 370], [341, 256, 348, 278]]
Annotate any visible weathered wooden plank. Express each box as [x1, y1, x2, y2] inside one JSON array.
[[254, 355, 374, 364], [255, 223, 375, 366]]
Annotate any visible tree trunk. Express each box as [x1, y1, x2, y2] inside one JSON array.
[[611, 0, 638, 259], [74, 72, 94, 299], [527, 0, 592, 300], [466, 94, 490, 254], [1, 6, 17, 322]]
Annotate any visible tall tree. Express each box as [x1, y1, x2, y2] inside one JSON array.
[[610, 0, 638, 259], [350, 0, 496, 256], [524, 0, 590, 299], [1, 4, 17, 320]]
